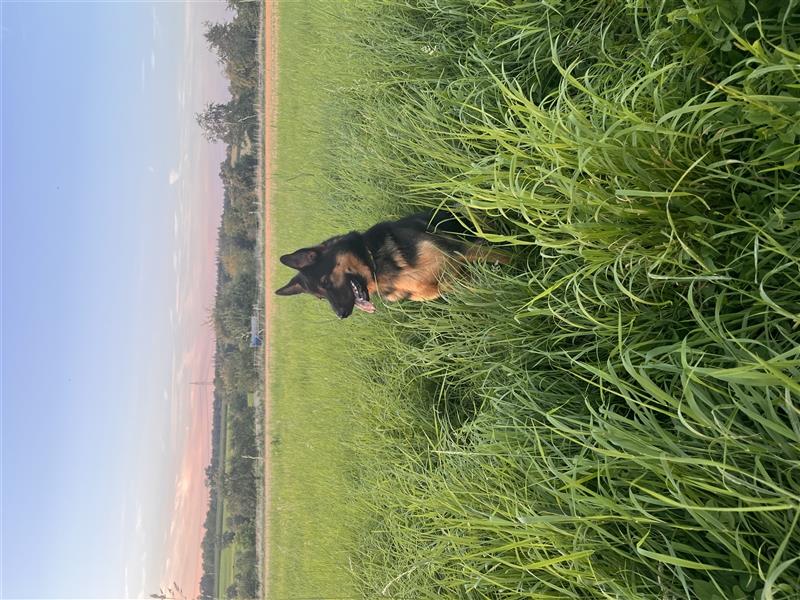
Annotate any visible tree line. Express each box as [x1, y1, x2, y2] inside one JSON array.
[[196, 1, 263, 599]]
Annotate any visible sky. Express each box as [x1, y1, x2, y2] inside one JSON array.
[[1, 2, 230, 598]]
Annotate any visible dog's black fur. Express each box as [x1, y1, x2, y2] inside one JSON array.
[[275, 211, 492, 319]]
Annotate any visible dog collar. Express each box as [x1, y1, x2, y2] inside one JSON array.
[[364, 246, 381, 297]]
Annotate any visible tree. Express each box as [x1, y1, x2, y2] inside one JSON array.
[[222, 530, 236, 547], [203, 21, 234, 63], [204, 19, 257, 65], [221, 244, 256, 279], [196, 100, 258, 144], [148, 583, 185, 600], [196, 102, 232, 144]]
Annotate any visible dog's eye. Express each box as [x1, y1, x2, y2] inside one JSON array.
[[320, 277, 331, 289]]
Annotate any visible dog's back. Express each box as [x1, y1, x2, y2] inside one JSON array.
[[359, 211, 474, 302], [275, 210, 502, 316]]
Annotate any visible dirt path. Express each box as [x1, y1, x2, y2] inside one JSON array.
[[261, 1, 278, 597]]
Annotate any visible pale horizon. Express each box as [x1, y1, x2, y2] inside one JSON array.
[[2, 1, 231, 597]]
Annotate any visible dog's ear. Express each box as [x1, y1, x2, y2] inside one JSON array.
[[280, 247, 319, 269], [275, 275, 304, 296]]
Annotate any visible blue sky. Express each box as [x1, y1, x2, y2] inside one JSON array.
[[2, 2, 229, 597]]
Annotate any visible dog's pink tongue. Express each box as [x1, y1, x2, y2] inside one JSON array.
[[354, 298, 376, 313]]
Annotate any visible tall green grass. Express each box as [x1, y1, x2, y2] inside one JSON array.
[[308, 1, 800, 598]]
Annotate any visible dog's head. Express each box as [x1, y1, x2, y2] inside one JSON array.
[[275, 233, 375, 319]]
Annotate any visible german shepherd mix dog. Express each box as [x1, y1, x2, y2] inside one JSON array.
[[275, 211, 500, 319]]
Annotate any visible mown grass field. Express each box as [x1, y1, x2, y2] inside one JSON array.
[[268, 1, 369, 598], [270, 1, 800, 599], [218, 539, 236, 600], [217, 390, 256, 598], [217, 406, 235, 600], [213, 401, 228, 599]]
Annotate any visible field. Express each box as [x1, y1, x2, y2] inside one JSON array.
[[267, 1, 367, 598], [269, 1, 800, 599], [218, 539, 236, 600], [212, 401, 227, 599], [216, 390, 256, 599], [217, 403, 235, 600]]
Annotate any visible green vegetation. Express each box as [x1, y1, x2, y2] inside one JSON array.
[[218, 540, 236, 600], [272, 1, 800, 599], [196, 1, 263, 599], [267, 2, 370, 598], [216, 406, 237, 600]]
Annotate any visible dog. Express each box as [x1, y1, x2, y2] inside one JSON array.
[[274, 211, 503, 319]]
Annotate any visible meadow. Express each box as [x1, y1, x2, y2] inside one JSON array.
[[270, 1, 800, 598], [267, 1, 368, 598]]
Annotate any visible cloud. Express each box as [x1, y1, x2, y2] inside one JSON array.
[[151, 6, 160, 41], [169, 169, 180, 185], [151, 50, 156, 71], [137, 554, 147, 600], [175, 277, 182, 317]]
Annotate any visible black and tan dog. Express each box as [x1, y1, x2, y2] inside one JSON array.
[[275, 211, 501, 318]]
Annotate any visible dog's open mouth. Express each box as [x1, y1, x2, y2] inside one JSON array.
[[350, 280, 375, 313]]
